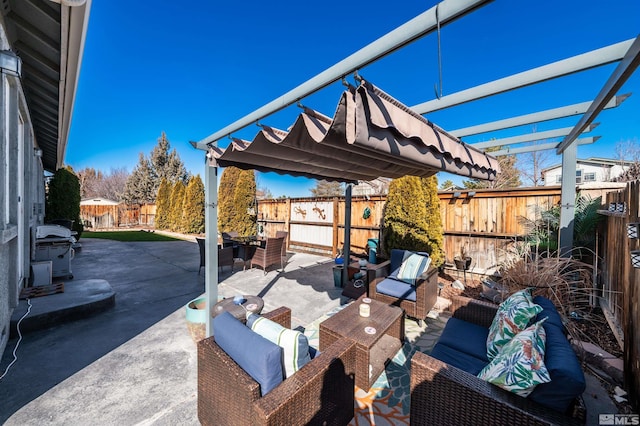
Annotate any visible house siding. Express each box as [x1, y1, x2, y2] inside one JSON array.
[[0, 22, 44, 360]]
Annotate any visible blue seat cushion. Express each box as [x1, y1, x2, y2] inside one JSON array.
[[213, 311, 284, 396], [375, 278, 416, 302], [533, 296, 565, 332], [528, 305, 586, 412], [430, 343, 488, 376], [437, 318, 490, 362]]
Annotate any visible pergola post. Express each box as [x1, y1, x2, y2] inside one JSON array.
[[342, 183, 352, 285], [204, 150, 218, 337], [558, 141, 577, 257]]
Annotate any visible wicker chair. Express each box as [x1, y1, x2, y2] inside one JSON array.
[[369, 251, 438, 325], [410, 296, 585, 426], [275, 230, 288, 265], [198, 307, 357, 426], [251, 237, 284, 274], [197, 238, 234, 274]]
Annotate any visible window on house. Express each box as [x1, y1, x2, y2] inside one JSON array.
[[575, 170, 582, 184], [584, 172, 596, 182], [555, 175, 562, 183]]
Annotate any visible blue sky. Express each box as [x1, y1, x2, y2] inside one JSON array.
[[66, 0, 640, 197]]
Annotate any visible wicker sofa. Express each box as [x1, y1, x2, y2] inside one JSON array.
[[198, 307, 357, 426], [410, 296, 586, 425]]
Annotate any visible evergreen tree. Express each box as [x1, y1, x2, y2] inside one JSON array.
[[123, 132, 189, 205], [155, 178, 171, 229], [123, 153, 156, 204], [382, 175, 444, 266], [421, 176, 444, 266], [233, 169, 257, 236], [46, 167, 82, 236], [218, 166, 242, 233], [168, 181, 186, 232], [181, 175, 205, 234], [439, 179, 455, 190], [150, 131, 189, 191]]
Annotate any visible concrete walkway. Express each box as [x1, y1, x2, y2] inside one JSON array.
[[0, 237, 344, 425]]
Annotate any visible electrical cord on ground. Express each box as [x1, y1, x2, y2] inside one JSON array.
[[0, 298, 32, 380]]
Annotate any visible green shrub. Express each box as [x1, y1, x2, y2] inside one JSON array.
[[382, 175, 444, 266], [46, 167, 82, 238]]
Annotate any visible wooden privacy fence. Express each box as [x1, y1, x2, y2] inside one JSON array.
[[598, 180, 640, 405], [257, 187, 564, 272], [80, 203, 155, 229]]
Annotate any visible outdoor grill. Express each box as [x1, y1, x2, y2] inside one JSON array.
[[34, 225, 75, 279]]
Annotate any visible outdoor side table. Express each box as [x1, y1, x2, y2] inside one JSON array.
[[319, 297, 403, 391], [211, 295, 264, 323], [342, 260, 389, 299]]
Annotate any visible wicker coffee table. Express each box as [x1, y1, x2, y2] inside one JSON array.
[[319, 297, 403, 390]]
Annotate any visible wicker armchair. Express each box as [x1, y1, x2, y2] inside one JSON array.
[[198, 307, 357, 426], [410, 296, 585, 426], [197, 238, 234, 274], [369, 255, 438, 325], [251, 237, 285, 274]]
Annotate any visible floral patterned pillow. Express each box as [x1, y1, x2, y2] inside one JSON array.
[[486, 288, 542, 360], [478, 318, 550, 397]]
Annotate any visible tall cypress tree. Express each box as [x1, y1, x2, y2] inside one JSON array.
[[155, 178, 171, 229], [233, 169, 257, 236], [168, 181, 186, 232], [381, 175, 444, 266], [218, 166, 242, 233], [181, 175, 205, 234], [45, 167, 82, 235]]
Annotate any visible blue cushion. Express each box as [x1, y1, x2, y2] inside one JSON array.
[[375, 277, 416, 302], [431, 343, 488, 376], [213, 311, 283, 396], [389, 249, 408, 273], [528, 307, 586, 412], [533, 296, 565, 332], [437, 318, 490, 362]]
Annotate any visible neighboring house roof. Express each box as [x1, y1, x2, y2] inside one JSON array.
[[541, 157, 634, 174], [2, 0, 92, 172], [80, 198, 119, 206]]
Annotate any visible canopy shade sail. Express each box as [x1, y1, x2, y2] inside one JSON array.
[[209, 80, 500, 182]]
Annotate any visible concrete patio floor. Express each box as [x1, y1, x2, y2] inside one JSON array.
[[0, 236, 344, 424], [0, 235, 621, 425]]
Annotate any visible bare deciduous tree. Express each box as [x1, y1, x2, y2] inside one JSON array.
[[517, 143, 553, 187]]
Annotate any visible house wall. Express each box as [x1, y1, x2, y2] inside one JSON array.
[[543, 162, 629, 186], [0, 23, 43, 360]]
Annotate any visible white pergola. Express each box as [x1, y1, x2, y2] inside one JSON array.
[[192, 0, 640, 336]]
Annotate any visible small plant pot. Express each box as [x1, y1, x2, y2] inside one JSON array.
[[627, 223, 640, 239], [631, 250, 640, 269], [616, 203, 626, 213], [454, 257, 472, 271], [608, 203, 617, 212], [186, 296, 207, 342]]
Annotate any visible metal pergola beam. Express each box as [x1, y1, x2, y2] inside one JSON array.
[[451, 94, 630, 137], [192, 0, 492, 150], [557, 35, 640, 154], [490, 137, 598, 156], [412, 39, 634, 114], [471, 124, 598, 149]]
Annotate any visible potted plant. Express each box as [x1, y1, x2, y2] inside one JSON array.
[[454, 244, 472, 271]]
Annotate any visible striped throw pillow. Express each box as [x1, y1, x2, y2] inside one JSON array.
[[248, 314, 311, 378]]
